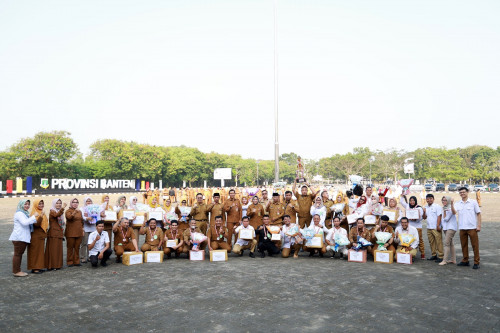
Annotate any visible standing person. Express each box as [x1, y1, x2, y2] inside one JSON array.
[[293, 180, 319, 229], [113, 217, 139, 263], [332, 192, 350, 231], [255, 215, 280, 258], [321, 190, 334, 222], [439, 196, 457, 266], [386, 198, 403, 230], [400, 195, 425, 259], [27, 199, 48, 274], [241, 196, 250, 219], [283, 191, 298, 225], [45, 198, 66, 270], [247, 196, 265, 232], [223, 189, 242, 246], [87, 221, 112, 267], [100, 195, 115, 247], [65, 198, 84, 267], [177, 199, 191, 231], [232, 216, 257, 257], [423, 194, 444, 262], [309, 196, 327, 227], [114, 195, 128, 219], [207, 193, 225, 227], [9, 200, 38, 277], [80, 197, 97, 264], [267, 193, 285, 227], [188, 193, 209, 235], [452, 187, 481, 269], [259, 189, 270, 214], [207, 216, 232, 251]]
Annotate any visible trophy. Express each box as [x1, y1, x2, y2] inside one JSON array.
[[296, 156, 306, 183]]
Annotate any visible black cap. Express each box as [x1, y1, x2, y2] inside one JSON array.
[[272, 193, 279, 197]]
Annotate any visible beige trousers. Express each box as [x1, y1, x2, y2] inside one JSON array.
[[442, 229, 456, 263], [427, 229, 444, 258]]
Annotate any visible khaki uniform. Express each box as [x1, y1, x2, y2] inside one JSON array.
[[188, 203, 209, 235], [246, 204, 265, 230], [283, 200, 298, 225], [183, 227, 207, 251], [294, 191, 316, 228], [223, 198, 242, 245], [268, 201, 285, 226], [207, 202, 225, 225], [113, 227, 136, 258], [141, 227, 164, 252], [348, 227, 373, 253], [207, 225, 231, 251], [65, 208, 84, 266], [163, 229, 185, 257], [370, 225, 396, 256], [260, 198, 270, 214]]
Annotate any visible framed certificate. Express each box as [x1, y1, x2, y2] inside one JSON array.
[[103, 211, 117, 221], [122, 210, 135, 219], [132, 214, 145, 226], [210, 250, 228, 262], [309, 236, 323, 248], [347, 214, 358, 224], [166, 239, 178, 248], [189, 250, 205, 261], [148, 211, 163, 221], [145, 251, 162, 263], [406, 209, 419, 220], [239, 229, 253, 240], [364, 215, 376, 225], [383, 210, 397, 222], [271, 233, 281, 241]]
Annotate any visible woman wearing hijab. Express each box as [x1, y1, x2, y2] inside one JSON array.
[[27, 199, 48, 274], [9, 200, 39, 277], [440, 196, 457, 265], [331, 192, 350, 231], [147, 195, 166, 228], [45, 198, 66, 270], [400, 195, 425, 259], [80, 197, 97, 263], [386, 197, 403, 229], [65, 198, 84, 267], [247, 196, 265, 231], [114, 195, 128, 218], [310, 196, 327, 228]]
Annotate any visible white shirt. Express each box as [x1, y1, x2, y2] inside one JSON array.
[[395, 225, 419, 249], [234, 225, 255, 246], [309, 206, 327, 227], [88, 230, 110, 256], [454, 199, 481, 230], [9, 212, 37, 243], [242, 203, 250, 218], [81, 206, 97, 233], [400, 197, 424, 229], [281, 223, 300, 248], [326, 227, 348, 245], [441, 208, 457, 231], [424, 204, 443, 230]]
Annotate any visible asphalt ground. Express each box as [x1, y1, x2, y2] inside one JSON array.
[[1, 216, 499, 333]]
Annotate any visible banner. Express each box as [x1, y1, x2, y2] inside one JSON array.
[[404, 163, 415, 174]]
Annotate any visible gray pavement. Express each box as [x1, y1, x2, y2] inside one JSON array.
[[0, 220, 499, 332]]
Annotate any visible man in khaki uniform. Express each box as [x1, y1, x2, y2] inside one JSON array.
[[207, 193, 225, 226], [259, 189, 270, 215], [112, 218, 139, 263], [267, 193, 285, 227], [223, 189, 242, 246], [139, 218, 164, 252], [293, 179, 319, 228], [283, 191, 298, 225], [188, 193, 209, 235], [183, 219, 207, 252], [207, 216, 231, 251]]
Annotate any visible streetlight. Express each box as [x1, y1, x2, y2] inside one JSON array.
[[369, 156, 375, 185]]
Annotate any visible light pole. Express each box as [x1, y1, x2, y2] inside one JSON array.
[[369, 156, 375, 185], [273, 0, 279, 183]]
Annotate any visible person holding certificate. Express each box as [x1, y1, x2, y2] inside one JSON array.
[[139, 218, 164, 252], [309, 196, 327, 228], [100, 195, 116, 247], [183, 219, 207, 252], [303, 214, 327, 257], [207, 216, 231, 251], [439, 196, 457, 265], [163, 220, 185, 258], [232, 216, 257, 257], [177, 199, 191, 231], [348, 218, 373, 254], [325, 217, 349, 259], [80, 197, 97, 264], [281, 215, 302, 258], [255, 215, 280, 258], [241, 196, 250, 219], [112, 217, 139, 263], [386, 198, 403, 230], [223, 189, 242, 246], [400, 195, 425, 259], [394, 217, 419, 258]]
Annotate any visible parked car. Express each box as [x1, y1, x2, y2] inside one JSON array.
[[473, 184, 485, 192], [448, 183, 458, 191], [435, 183, 445, 191], [488, 183, 499, 192], [424, 183, 434, 191]]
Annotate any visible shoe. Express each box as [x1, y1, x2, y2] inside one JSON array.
[[319, 252, 324, 258], [309, 252, 314, 257], [116, 257, 122, 263], [54, 268, 62, 271], [239, 251, 244, 257], [249, 252, 255, 258], [269, 253, 274, 257], [427, 256, 437, 260], [101, 262, 108, 267], [67, 264, 74, 267], [260, 252, 265, 258], [447, 261, 456, 264], [457, 261, 470, 267], [75, 264, 82, 267], [438, 261, 447, 266], [31, 270, 43, 274], [330, 256, 335, 259], [13, 272, 28, 277], [435, 258, 443, 263], [472, 264, 480, 269], [421, 254, 426, 259], [293, 254, 299, 259], [80, 259, 87, 264]]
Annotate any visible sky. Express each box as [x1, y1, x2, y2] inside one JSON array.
[[0, 0, 499, 160]]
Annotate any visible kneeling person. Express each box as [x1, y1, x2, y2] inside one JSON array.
[[163, 220, 186, 258], [325, 216, 349, 259], [370, 215, 396, 257], [183, 219, 207, 252], [113, 217, 139, 263], [303, 214, 327, 257], [88, 221, 112, 267], [232, 216, 257, 257], [140, 218, 164, 252], [394, 217, 420, 258], [281, 215, 302, 258], [255, 215, 280, 258], [208, 216, 232, 251]]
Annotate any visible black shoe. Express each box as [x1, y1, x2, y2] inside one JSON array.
[[260, 251, 265, 258], [472, 264, 480, 269], [457, 261, 470, 266], [101, 262, 108, 267], [116, 257, 122, 263], [435, 258, 443, 263], [340, 253, 344, 259], [31, 270, 43, 274], [67, 265, 74, 267], [249, 252, 255, 258], [427, 256, 438, 260], [91, 264, 98, 268], [319, 252, 324, 258], [309, 252, 314, 257], [269, 253, 274, 257], [239, 251, 244, 257], [75, 264, 82, 267]]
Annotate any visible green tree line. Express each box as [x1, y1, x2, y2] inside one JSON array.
[[1, 131, 499, 188]]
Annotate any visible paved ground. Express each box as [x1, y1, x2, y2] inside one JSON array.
[[1, 214, 499, 333]]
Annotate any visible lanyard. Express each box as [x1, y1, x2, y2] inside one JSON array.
[[121, 227, 128, 242], [149, 227, 157, 241]]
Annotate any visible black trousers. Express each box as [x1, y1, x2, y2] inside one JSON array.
[[258, 241, 280, 255], [90, 249, 112, 267]]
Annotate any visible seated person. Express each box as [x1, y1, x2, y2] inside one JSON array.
[[255, 215, 280, 258], [183, 219, 207, 252], [348, 218, 373, 254], [88, 221, 112, 267], [208, 216, 232, 251], [281, 215, 302, 259], [394, 217, 420, 258], [232, 216, 257, 258], [303, 214, 327, 257], [112, 217, 139, 263], [163, 220, 186, 258], [325, 216, 349, 259], [370, 215, 396, 256], [140, 218, 164, 252]]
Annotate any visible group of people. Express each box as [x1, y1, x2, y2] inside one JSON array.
[[9, 180, 482, 277]]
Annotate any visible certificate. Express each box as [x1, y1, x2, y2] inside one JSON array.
[[145, 252, 161, 263], [309, 236, 323, 248], [406, 209, 419, 220], [132, 215, 145, 226], [364, 215, 376, 225], [210, 250, 228, 262], [148, 211, 163, 221], [122, 210, 135, 219], [348, 249, 367, 263], [374, 251, 392, 264], [396, 252, 412, 265], [166, 239, 178, 248], [103, 211, 117, 221], [239, 229, 253, 240], [383, 210, 397, 222], [347, 214, 358, 224], [189, 250, 205, 261], [271, 233, 281, 241]]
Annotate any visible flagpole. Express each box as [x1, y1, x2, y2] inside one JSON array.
[[274, 0, 280, 183]]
